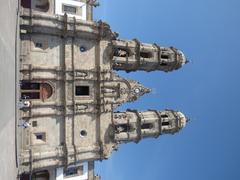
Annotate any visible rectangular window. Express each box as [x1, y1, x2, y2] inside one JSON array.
[[63, 5, 77, 14], [75, 86, 89, 96]]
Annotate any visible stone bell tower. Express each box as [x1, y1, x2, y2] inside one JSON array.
[[112, 39, 188, 72], [113, 109, 188, 143]]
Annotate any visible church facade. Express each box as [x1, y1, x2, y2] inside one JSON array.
[[19, 0, 188, 179]]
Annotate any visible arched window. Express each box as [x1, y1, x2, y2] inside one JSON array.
[[114, 47, 130, 57], [21, 82, 53, 101]]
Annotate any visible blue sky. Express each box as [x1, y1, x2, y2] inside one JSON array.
[[94, 0, 240, 179]]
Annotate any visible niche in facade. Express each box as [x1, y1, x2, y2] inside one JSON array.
[[21, 82, 53, 101], [114, 47, 130, 57]]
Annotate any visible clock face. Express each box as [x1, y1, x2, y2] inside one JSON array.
[[134, 88, 140, 94]]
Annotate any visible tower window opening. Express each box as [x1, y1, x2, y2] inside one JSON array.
[[114, 48, 130, 57], [162, 122, 170, 126], [140, 51, 152, 59], [115, 124, 131, 133], [141, 123, 153, 129], [161, 54, 169, 59], [160, 62, 168, 66], [161, 114, 168, 118], [75, 86, 90, 96], [63, 5, 77, 14]]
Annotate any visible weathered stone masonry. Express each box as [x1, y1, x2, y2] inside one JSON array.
[[19, 1, 189, 179]]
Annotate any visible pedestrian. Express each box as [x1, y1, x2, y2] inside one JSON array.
[[18, 121, 30, 129]]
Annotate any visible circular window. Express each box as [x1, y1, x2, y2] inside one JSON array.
[[80, 130, 87, 137], [80, 46, 86, 52]]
